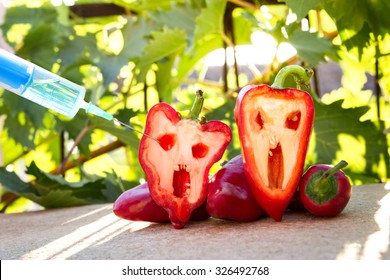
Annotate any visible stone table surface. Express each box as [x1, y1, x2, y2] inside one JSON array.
[[1, 183, 389, 260]]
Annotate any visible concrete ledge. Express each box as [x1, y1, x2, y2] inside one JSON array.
[[1, 183, 389, 260]]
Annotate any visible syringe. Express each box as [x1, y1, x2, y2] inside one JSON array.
[[0, 49, 157, 141]]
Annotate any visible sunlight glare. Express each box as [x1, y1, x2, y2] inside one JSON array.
[[204, 31, 278, 67], [50, 0, 76, 6], [361, 191, 390, 259], [21, 207, 151, 259], [50, 0, 62, 6], [276, 42, 297, 62]]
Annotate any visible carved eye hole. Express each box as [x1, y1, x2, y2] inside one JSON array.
[[255, 112, 264, 130], [157, 133, 176, 151], [285, 111, 301, 130], [192, 143, 209, 159]]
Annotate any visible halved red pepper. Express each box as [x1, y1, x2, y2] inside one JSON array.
[[139, 91, 232, 229], [234, 65, 315, 221]]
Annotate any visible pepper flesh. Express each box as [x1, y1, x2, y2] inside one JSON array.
[[139, 97, 232, 229], [234, 67, 314, 221]]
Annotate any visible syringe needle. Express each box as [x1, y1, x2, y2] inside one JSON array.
[[113, 118, 160, 143]]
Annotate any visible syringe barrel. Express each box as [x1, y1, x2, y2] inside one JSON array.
[[0, 48, 33, 94], [0, 49, 86, 118]]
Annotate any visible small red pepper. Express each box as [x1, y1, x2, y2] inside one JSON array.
[[234, 65, 315, 221], [299, 160, 352, 217], [139, 90, 232, 229]]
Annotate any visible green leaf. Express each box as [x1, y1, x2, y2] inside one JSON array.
[[0, 130, 24, 166], [1, 6, 58, 34], [17, 23, 61, 68], [312, 99, 389, 183], [56, 32, 97, 68], [321, 0, 367, 33], [288, 30, 337, 66], [155, 55, 176, 103], [177, 0, 227, 80], [90, 109, 141, 148], [281, 0, 321, 21], [115, 0, 175, 12], [102, 171, 139, 202], [0, 168, 36, 195], [94, 16, 160, 87], [1, 92, 47, 149], [148, 2, 199, 42], [137, 27, 187, 68], [192, 0, 226, 45], [0, 161, 118, 208]]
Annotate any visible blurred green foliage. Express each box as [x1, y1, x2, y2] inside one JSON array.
[[0, 0, 389, 212]]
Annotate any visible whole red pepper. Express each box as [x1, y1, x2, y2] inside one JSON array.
[[139, 90, 232, 229], [234, 65, 315, 221], [207, 155, 264, 222], [298, 160, 352, 217], [113, 182, 210, 223]]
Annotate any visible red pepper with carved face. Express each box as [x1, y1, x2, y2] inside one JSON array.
[[139, 91, 232, 229], [234, 65, 315, 221]]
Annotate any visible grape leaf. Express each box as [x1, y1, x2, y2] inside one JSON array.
[[133, 26, 187, 100], [313, 98, 389, 183], [137, 27, 187, 68], [56, 32, 97, 69], [155, 55, 176, 103], [1, 6, 57, 35], [0, 161, 107, 208], [17, 23, 62, 69], [148, 2, 199, 42], [192, 0, 226, 45], [281, 0, 320, 21], [0, 92, 47, 149], [95, 16, 158, 86], [177, 0, 227, 79], [0, 130, 24, 166], [115, 0, 175, 12], [288, 30, 337, 66], [90, 108, 141, 148]]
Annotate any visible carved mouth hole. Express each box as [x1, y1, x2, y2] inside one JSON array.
[[268, 144, 284, 189], [173, 164, 191, 198]]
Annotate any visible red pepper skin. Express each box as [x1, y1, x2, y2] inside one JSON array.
[[298, 162, 352, 217], [234, 84, 314, 221], [139, 102, 232, 229], [113, 182, 210, 223], [288, 187, 306, 211], [207, 155, 264, 222], [113, 182, 169, 223]]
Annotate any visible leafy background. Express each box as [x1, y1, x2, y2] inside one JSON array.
[[0, 0, 389, 213]]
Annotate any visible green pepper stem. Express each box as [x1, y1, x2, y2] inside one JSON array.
[[271, 65, 314, 89], [317, 160, 348, 185], [188, 90, 205, 120]]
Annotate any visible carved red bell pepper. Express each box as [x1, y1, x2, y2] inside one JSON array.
[[234, 65, 315, 221], [139, 91, 232, 229]]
